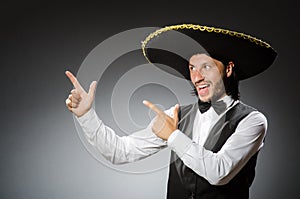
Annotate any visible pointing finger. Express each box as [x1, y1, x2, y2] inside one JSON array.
[[65, 70, 84, 92], [173, 104, 179, 124], [88, 81, 97, 98], [143, 100, 164, 116]]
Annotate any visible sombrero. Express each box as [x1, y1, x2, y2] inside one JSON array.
[[141, 24, 277, 80]]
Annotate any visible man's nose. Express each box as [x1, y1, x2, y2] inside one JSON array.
[[194, 70, 205, 82]]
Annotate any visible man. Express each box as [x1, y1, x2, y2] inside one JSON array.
[[65, 24, 277, 198]]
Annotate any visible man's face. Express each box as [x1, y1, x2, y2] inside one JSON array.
[[189, 54, 226, 102]]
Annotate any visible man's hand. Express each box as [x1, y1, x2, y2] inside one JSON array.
[[143, 100, 179, 140], [65, 71, 97, 117]]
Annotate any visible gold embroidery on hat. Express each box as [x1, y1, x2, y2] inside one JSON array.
[[141, 24, 273, 62]]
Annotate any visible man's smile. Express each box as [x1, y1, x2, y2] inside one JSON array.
[[196, 83, 210, 96]]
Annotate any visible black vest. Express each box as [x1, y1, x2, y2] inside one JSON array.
[[167, 102, 258, 199]]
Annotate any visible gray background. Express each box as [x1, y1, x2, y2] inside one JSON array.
[[1, 0, 299, 198]]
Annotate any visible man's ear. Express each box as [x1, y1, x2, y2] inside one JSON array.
[[226, 61, 235, 77]]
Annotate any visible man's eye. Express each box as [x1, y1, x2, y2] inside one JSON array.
[[190, 66, 195, 71], [204, 65, 211, 70]]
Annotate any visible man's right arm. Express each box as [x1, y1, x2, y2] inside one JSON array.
[[65, 71, 166, 164], [76, 108, 167, 164]]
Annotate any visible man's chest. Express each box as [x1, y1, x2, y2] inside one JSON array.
[[192, 110, 224, 145]]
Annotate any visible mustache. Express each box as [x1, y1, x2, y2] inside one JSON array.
[[193, 80, 212, 86], [190, 81, 212, 96]]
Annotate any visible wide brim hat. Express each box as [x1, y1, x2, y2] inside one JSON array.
[[141, 24, 277, 80]]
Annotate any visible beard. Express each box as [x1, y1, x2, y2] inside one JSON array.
[[192, 77, 226, 103], [210, 78, 226, 102]]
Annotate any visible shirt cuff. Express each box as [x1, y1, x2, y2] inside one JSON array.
[[167, 129, 193, 158], [75, 108, 101, 130]]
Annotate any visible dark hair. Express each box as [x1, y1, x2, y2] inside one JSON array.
[[222, 62, 240, 100]]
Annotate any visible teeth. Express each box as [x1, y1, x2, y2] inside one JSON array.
[[198, 84, 208, 89]]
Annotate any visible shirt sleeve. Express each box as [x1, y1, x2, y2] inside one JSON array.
[[76, 108, 167, 164], [167, 111, 267, 185]]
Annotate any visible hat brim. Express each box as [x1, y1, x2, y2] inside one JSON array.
[[142, 24, 277, 80]]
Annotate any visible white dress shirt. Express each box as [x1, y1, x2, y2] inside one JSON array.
[[76, 95, 267, 185]]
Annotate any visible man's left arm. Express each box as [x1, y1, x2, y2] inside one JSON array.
[[143, 100, 267, 185], [168, 111, 267, 185]]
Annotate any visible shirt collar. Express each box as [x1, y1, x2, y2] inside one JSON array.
[[218, 95, 234, 108]]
